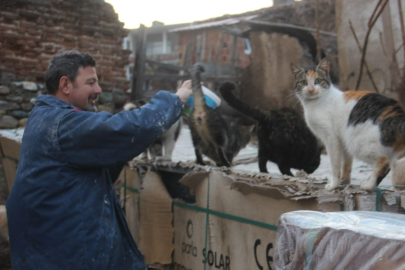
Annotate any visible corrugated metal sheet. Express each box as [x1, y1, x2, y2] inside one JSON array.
[[169, 14, 258, 32]]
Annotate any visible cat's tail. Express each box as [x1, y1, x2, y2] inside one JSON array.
[[219, 82, 266, 122], [190, 63, 205, 97]]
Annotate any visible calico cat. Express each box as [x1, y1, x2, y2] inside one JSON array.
[[219, 82, 321, 176], [188, 64, 252, 167], [124, 100, 182, 161], [291, 58, 405, 191]]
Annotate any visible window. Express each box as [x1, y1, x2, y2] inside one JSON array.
[[146, 41, 172, 56], [244, 38, 252, 55], [125, 65, 133, 81], [122, 36, 131, 50]]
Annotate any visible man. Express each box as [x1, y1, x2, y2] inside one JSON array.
[[6, 50, 192, 270]]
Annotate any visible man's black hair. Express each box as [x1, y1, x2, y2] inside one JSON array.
[[45, 50, 96, 94]]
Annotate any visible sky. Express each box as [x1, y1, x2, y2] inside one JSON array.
[[105, 0, 275, 29]]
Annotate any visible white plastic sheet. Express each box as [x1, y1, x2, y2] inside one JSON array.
[[275, 210, 405, 270]]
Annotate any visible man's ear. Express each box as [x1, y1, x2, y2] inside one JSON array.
[[59, 76, 70, 95]]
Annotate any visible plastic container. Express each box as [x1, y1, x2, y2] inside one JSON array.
[[183, 86, 221, 116]]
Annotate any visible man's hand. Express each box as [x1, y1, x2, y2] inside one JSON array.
[[175, 80, 192, 104]]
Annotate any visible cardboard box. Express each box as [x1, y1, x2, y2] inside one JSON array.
[[172, 170, 318, 270], [274, 211, 405, 270], [125, 160, 405, 269], [117, 163, 142, 243], [117, 165, 177, 265], [0, 129, 23, 193]]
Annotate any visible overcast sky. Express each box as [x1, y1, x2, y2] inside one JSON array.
[[105, 0, 275, 29]]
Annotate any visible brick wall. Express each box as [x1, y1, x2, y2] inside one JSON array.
[[0, 0, 131, 91]]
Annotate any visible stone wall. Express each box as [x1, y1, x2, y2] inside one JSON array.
[[0, 82, 38, 129]]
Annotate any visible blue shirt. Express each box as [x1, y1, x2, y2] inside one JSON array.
[[6, 92, 183, 270]]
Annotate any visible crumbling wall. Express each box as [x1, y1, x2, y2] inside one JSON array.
[[0, 0, 130, 91], [241, 0, 337, 111], [257, 0, 337, 56], [178, 28, 251, 70], [241, 32, 313, 111]]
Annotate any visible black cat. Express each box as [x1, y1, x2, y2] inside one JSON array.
[[188, 65, 252, 167], [219, 82, 321, 176]]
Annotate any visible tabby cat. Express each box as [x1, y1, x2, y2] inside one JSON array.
[[188, 64, 252, 167], [291, 58, 405, 191], [219, 82, 321, 176]]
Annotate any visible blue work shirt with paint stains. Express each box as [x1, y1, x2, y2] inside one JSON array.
[[6, 92, 183, 270]]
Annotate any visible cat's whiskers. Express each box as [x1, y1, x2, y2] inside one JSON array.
[[284, 92, 303, 110], [283, 92, 298, 102]]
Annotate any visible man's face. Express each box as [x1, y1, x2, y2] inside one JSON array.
[[68, 66, 102, 111]]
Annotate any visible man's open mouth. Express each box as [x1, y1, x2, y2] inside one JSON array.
[[88, 95, 98, 105]]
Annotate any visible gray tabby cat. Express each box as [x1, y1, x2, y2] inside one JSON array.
[[188, 64, 252, 167]]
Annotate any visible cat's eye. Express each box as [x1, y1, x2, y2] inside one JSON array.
[[300, 80, 307, 85], [314, 78, 321, 84]]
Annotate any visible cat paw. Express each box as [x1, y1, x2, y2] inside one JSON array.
[[341, 175, 351, 184], [325, 183, 339, 191], [196, 160, 206, 166], [295, 170, 308, 178], [205, 160, 216, 167], [360, 179, 376, 191], [155, 157, 172, 162]]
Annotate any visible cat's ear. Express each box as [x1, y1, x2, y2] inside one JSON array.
[[290, 63, 301, 76], [317, 58, 330, 72]]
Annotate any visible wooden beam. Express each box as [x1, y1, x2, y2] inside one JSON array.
[[140, 72, 237, 81], [242, 19, 337, 37], [221, 26, 243, 37], [183, 41, 194, 68], [131, 25, 146, 101], [146, 59, 185, 71], [231, 35, 237, 66]]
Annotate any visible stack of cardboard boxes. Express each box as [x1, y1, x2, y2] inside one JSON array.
[[2, 130, 405, 269]]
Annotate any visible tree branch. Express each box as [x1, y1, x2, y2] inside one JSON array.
[[355, 0, 389, 90], [379, 32, 387, 57], [349, 20, 380, 92], [398, 0, 405, 80], [315, 0, 322, 62]]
